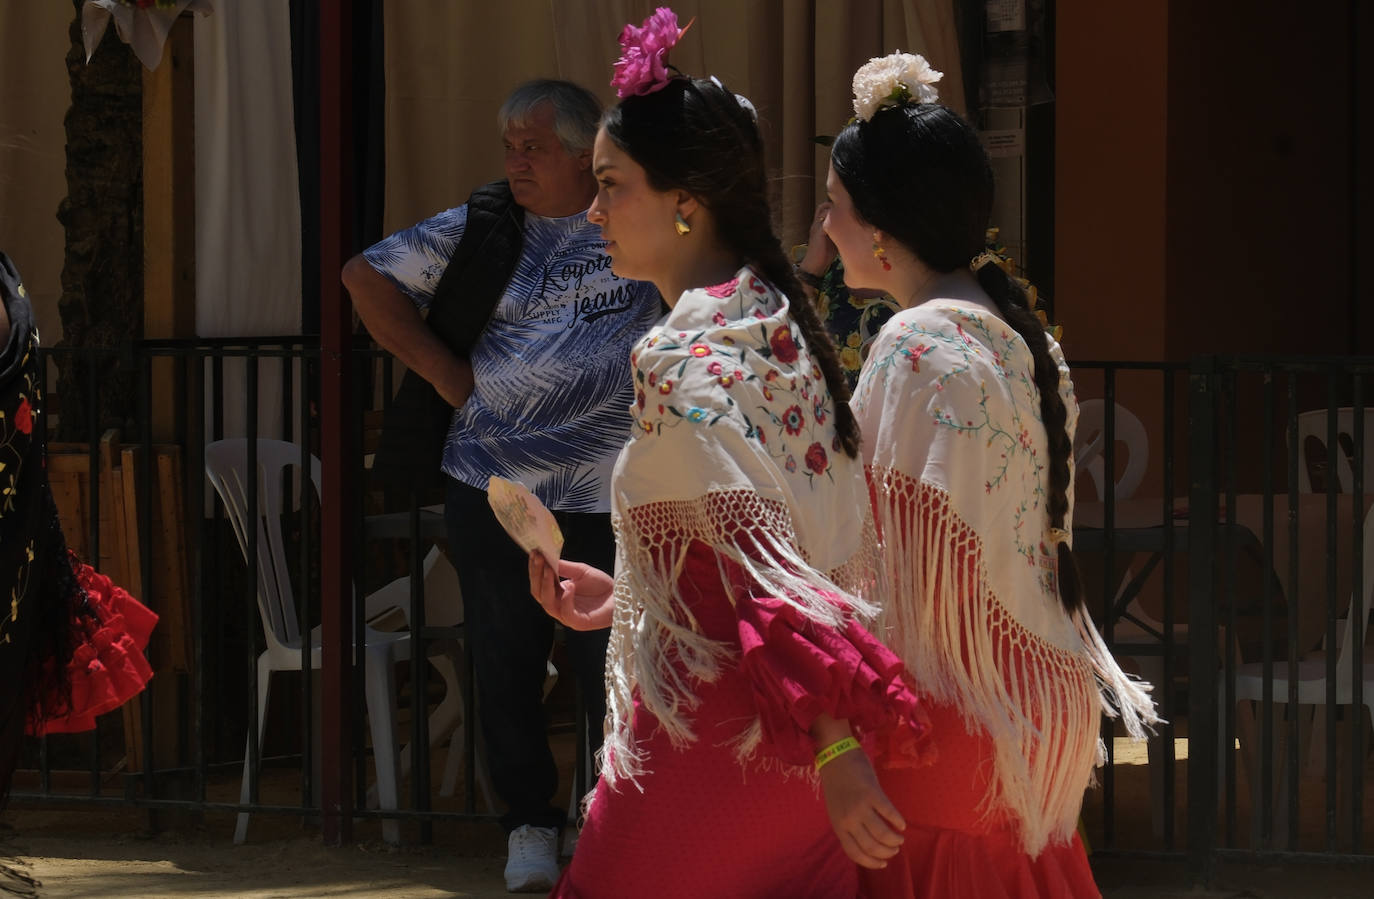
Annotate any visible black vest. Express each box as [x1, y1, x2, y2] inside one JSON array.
[[370, 181, 526, 497]]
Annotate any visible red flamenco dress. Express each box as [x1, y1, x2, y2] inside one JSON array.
[[28, 559, 159, 736], [551, 543, 930, 899], [857, 491, 1101, 899], [861, 706, 1099, 899], [1, 250, 157, 803]]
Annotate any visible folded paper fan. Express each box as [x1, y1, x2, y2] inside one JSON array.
[[487, 476, 563, 566]]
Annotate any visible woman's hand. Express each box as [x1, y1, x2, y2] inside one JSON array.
[[528, 552, 616, 631], [797, 202, 838, 281], [818, 744, 906, 870]]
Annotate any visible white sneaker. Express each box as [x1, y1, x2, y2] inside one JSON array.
[[505, 824, 560, 893]]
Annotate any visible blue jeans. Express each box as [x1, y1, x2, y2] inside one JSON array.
[[444, 478, 612, 832]]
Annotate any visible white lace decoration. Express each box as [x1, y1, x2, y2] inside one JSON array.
[[851, 51, 943, 122]]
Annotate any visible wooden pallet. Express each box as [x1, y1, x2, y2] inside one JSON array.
[[47, 431, 193, 779]]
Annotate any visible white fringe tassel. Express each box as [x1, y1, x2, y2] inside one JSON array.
[[870, 470, 1159, 858], [598, 489, 878, 790]]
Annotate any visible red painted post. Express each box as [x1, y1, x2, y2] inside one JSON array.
[[318, 0, 356, 845]]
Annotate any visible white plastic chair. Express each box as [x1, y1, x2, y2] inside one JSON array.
[[1226, 501, 1374, 729], [1072, 400, 1161, 643], [362, 544, 495, 808], [206, 438, 414, 844], [1073, 399, 1149, 503], [1294, 408, 1374, 493], [1222, 502, 1374, 829]]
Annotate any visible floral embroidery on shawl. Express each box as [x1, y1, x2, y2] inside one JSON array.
[[629, 272, 840, 485], [861, 308, 1060, 592]]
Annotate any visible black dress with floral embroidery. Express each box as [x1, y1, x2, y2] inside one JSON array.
[[810, 258, 901, 391], [0, 252, 156, 805], [0, 250, 68, 802]]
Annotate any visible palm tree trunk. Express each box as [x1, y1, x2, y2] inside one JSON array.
[[54, 1, 142, 441]]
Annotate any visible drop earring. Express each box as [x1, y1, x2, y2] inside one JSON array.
[[872, 241, 892, 271], [674, 212, 691, 236]]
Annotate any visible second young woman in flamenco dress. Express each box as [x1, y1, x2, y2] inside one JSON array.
[[825, 52, 1158, 898]]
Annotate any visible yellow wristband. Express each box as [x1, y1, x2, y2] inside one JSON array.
[[814, 736, 861, 772]]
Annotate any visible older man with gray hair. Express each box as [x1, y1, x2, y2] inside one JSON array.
[[343, 79, 659, 892]]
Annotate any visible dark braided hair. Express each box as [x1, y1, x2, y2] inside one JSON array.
[[831, 102, 1083, 614], [603, 78, 861, 459]]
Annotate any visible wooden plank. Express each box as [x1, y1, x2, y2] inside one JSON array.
[[46, 432, 128, 583], [44, 433, 153, 775], [120, 444, 193, 675], [116, 443, 194, 784], [142, 14, 196, 444], [156, 450, 192, 673], [99, 430, 133, 590]]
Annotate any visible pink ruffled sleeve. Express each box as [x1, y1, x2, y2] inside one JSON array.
[[736, 593, 934, 770]]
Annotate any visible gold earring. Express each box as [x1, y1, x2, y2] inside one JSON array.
[[674, 212, 691, 236], [872, 241, 891, 271]]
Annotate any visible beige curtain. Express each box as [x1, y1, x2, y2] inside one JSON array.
[[0, 2, 76, 343], [193, 0, 301, 339], [382, 0, 963, 248], [192, 0, 302, 446]]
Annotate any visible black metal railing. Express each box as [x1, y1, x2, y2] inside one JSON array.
[[1189, 356, 1372, 877], [15, 345, 1374, 877], [1072, 357, 1374, 877], [1069, 361, 1188, 856], [13, 337, 495, 842]]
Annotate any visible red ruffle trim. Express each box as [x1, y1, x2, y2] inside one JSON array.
[[859, 824, 1100, 898], [27, 561, 158, 735], [737, 595, 934, 770]]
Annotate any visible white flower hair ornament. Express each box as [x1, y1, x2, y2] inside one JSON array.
[[851, 51, 943, 122]]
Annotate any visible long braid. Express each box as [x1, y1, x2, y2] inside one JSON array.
[[715, 199, 862, 460], [976, 263, 1083, 615], [782, 266, 862, 460]]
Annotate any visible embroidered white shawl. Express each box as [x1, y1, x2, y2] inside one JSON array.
[[602, 267, 877, 787], [852, 297, 1157, 856]]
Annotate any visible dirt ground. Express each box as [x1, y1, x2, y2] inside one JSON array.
[[5, 825, 1374, 899], [6, 832, 508, 899], [5, 735, 1373, 898]]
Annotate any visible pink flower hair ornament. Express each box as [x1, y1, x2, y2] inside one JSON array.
[[611, 6, 696, 98]]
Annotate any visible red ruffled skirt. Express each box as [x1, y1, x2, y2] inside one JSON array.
[[553, 685, 861, 898], [27, 562, 158, 735], [553, 541, 930, 898], [860, 702, 1099, 899]]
